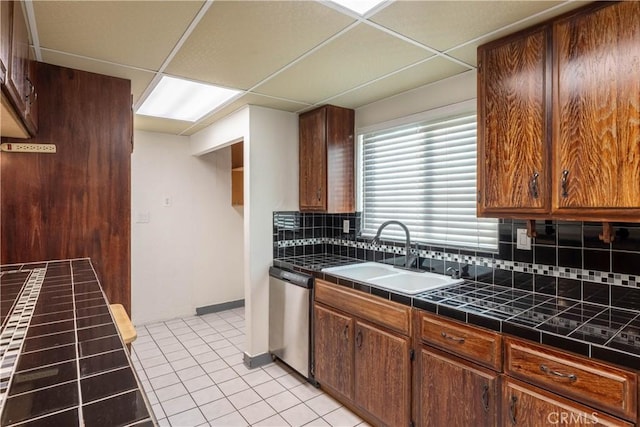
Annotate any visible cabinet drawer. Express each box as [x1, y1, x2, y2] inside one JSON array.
[[504, 337, 637, 421], [419, 311, 502, 370], [314, 280, 410, 336]]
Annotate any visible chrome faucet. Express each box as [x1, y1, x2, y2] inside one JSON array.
[[371, 220, 417, 269], [446, 267, 460, 279]]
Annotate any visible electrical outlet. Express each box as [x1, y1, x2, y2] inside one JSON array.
[[516, 228, 532, 250], [0, 143, 57, 153], [343, 219, 350, 233]]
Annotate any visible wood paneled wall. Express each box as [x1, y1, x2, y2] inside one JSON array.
[[1, 62, 132, 313]]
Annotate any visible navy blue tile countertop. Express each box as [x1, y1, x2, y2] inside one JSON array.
[[0, 259, 156, 427], [275, 254, 640, 371]]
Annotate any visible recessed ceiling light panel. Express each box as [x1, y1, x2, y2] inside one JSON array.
[[330, 0, 386, 15], [137, 76, 241, 122]]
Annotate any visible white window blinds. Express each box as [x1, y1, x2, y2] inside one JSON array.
[[360, 113, 498, 251]]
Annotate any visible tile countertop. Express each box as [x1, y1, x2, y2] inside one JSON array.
[[0, 258, 156, 427], [274, 254, 640, 371]]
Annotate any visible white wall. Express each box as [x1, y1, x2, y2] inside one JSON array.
[[356, 70, 477, 130], [188, 105, 298, 361], [131, 130, 244, 325], [245, 106, 298, 359]]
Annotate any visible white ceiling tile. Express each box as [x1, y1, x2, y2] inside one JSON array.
[[33, 1, 204, 70], [253, 23, 434, 104], [370, 1, 562, 51], [327, 57, 470, 108], [164, 1, 355, 90]]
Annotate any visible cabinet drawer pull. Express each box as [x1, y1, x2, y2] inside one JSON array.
[[356, 330, 363, 349], [440, 331, 465, 343], [529, 172, 539, 199], [540, 364, 577, 382], [509, 395, 517, 425], [561, 169, 569, 198], [481, 384, 489, 413]]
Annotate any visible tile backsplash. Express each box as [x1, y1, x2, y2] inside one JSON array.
[[273, 212, 640, 310]]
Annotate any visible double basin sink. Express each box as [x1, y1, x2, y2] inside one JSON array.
[[322, 262, 464, 295]]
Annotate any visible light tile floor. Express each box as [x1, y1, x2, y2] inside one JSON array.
[[131, 308, 368, 427]]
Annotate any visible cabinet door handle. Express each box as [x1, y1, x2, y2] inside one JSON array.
[[561, 169, 569, 198], [509, 395, 518, 425], [540, 364, 577, 382], [355, 330, 363, 349], [481, 384, 489, 413], [316, 189, 321, 202], [529, 172, 539, 199], [343, 324, 349, 341], [25, 76, 36, 105], [440, 331, 465, 344]]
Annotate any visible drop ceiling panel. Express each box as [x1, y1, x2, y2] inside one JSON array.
[[185, 93, 311, 135], [446, 1, 592, 66], [327, 57, 470, 109], [370, 1, 561, 52], [254, 23, 434, 104], [33, 1, 204, 70], [134, 115, 193, 136], [164, 1, 355, 90], [40, 50, 154, 104]]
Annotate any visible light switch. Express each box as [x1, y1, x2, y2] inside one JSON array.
[[516, 228, 531, 250]]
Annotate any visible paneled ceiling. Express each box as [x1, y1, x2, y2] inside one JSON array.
[[25, 0, 588, 136]]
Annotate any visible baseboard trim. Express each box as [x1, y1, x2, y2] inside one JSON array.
[[196, 299, 245, 316], [243, 352, 272, 369]]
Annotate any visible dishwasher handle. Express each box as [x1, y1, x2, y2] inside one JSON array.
[[269, 266, 313, 289]]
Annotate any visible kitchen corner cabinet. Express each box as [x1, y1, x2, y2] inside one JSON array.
[[313, 280, 411, 426], [478, 1, 640, 222], [0, 0, 37, 138], [299, 105, 355, 213]]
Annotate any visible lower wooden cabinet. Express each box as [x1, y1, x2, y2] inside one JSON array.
[[354, 320, 411, 427], [313, 295, 411, 426], [503, 377, 633, 427], [313, 303, 354, 400], [418, 346, 498, 427]]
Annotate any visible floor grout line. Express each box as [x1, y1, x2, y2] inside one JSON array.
[[131, 309, 368, 427]]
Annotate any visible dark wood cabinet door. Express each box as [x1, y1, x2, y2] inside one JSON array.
[[478, 27, 550, 217], [502, 378, 632, 427], [354, 320, 410, 427], [419, 346, 497, 427], [0, 0, 11, 84], [7, 0, 29, 118], [553, 1, 640, 217], [299, 105, 354, 213], [299, 107, 327, 212], [325, 105, 355, 213], [313, 303, 353, 400]]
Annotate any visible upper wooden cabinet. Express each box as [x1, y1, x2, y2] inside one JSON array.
[[552, 1, 640, 217], [478, 26, 550, 217], [1, 0, 37, 138], [478, 1, 640, 222], [299, 105, 355, 213]]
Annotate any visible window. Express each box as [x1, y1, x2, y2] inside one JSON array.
[[359, 113, 498, 251]]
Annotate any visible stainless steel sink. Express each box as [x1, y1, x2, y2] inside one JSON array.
[[322, 262, 463, 295]]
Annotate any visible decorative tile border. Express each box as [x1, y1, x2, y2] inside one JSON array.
[[0, 268, 45, 409], [276, 237, 640, 289]]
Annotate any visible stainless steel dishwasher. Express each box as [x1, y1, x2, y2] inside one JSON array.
[[268, 266, 314, 383]]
